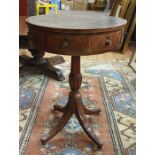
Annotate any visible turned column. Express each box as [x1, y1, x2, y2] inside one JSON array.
[[69, 56, 82, 93], [42, 56, 103, 149]]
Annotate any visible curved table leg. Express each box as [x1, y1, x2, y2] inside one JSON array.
[[75, 103, 103, 149], [83, 105, 101, 115], [53, 103, 101, 115], [41, 56, 103, 149], [53, 104, 67, 112], [52, 96, 71, 112], [41, 107, 72, 145]]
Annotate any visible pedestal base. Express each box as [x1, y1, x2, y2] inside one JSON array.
[[41, 56, 103, 149], [19, 55, 65, 81], [41, 92, 103, 149]]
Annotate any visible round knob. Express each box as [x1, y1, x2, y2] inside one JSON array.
[[61, 40, 69, 48], [105, 38, 112, 46]]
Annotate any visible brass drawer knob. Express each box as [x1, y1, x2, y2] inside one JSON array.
[[105, 38, 112, 46], [61, 40, 69, 48]]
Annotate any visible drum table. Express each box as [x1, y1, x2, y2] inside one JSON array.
[[26, 11, 126, 149]]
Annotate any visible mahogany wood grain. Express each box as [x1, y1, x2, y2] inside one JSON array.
[[27, 11, 127, 149], [26, 11, 126, 56], [41, 56, 103, 149]]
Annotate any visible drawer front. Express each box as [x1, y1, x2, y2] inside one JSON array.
[[45, 33, 88, 55], [28, 28, 123, 55], [89, 30, 122, 53], [28, 30, 45, 49]]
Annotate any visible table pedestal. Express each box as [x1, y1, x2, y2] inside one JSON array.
[[19, 49, 65, 81], [41, 56, 103, 149]]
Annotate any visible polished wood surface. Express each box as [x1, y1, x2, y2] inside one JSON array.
[[26, 11, 127, 149], [26, 11, 126, 56], [41, 56, 103, 149]]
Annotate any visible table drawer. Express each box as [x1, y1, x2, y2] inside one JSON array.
[[45, 34, 88, 55], [28, 29, 123, 55], [89, 30, 122, 53]]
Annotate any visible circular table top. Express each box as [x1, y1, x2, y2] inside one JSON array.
[[26, 11, 127, 33]]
